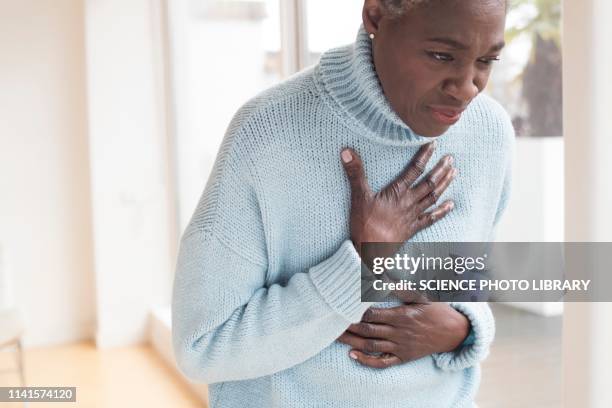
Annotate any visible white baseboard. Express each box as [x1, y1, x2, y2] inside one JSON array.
[[500, 302, 564, 316], [23, 320, 95, 348], [94, 325, 148, 349]]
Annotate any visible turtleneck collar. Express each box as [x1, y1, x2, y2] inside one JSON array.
[[314, 24, 443, 147]]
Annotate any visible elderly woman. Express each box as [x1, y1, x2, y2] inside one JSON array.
[[172, 0, 513, 406]]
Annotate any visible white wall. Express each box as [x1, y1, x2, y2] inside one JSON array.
[[0, 0, 176, 348], [167, 0, 279, 231], [563, 0, 612, 406], [495, 137, 564, 316], [84, 0, 176, 347], [495, 137, 564, 242], [0, 0, 96, 347]]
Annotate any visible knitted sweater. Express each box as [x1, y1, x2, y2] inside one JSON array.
[[172, 25, 514, 408]]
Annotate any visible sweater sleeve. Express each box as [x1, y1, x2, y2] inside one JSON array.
[[431, 302, 495, 371], [171, 116, 371, 384], [431, 114, 514, 371]]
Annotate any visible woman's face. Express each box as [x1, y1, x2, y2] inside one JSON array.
[[365, 0, 507, 137]]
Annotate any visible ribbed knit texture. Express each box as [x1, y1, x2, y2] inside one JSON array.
[[172, 25, 514, 408]]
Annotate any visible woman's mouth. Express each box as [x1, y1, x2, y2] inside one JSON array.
[[429, 106, 464, 125]]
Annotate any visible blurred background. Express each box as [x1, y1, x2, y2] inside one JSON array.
[[0, 0, 610, 407]]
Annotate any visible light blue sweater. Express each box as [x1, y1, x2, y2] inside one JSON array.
[[172, 25, 514, 407]]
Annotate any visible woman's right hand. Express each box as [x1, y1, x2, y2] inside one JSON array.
[[340, 142, 456, 262]]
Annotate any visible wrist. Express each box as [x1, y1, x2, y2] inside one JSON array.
[[445, 308, 471, 352]]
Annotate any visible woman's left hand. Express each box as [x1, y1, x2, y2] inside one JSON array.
[[337, 303, 471, 368]]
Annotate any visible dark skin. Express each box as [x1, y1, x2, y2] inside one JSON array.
[[338, 0, 507, 368]]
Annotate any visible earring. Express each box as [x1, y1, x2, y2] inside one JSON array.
[[369, 33, 375, 40]]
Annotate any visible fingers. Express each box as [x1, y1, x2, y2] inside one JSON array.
[[361, 305, 430, 325], [414, 200, 455, 231], [348, 350, 402, 369], [411, 154, 454, 202], [390, 287, 431, 304], [340, 148, 372, 198], [361, 307, 397, 324], [415, 166, 458, 213], [389, 142, 436, 197], [346, 322, 395, 339], [337, 331, 396, 354]]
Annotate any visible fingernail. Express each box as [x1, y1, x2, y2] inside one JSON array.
[[349, 351, 358, 360], [446, 155, 454, 165], [341, 149, 352, 163], [448, 201, 455, 210], [452, 168, 458, 177]]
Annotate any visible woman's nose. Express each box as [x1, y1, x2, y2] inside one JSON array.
[[442, 70, 480, 103]]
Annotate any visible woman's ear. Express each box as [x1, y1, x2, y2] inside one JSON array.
[[362, 0, 384, 36]]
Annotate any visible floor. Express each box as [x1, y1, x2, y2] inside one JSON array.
[[0, 341, 203, 408], [0, 304, 561, 408], [477, 304, 563, 408]]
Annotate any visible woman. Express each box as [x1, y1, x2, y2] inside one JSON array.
[[172, 0, 513, 406]]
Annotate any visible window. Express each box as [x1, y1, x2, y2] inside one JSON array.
[[488, 0, 563, 137], [167, 0, 283, 231], [302, 0, 364, 67]]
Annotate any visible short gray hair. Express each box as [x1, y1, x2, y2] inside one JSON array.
[[380, 0, 508, 19], [379, 0, 431, 18]]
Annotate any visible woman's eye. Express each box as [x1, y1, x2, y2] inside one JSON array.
[[478, 56, 501, 65], [427, 51, 453, 62]]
